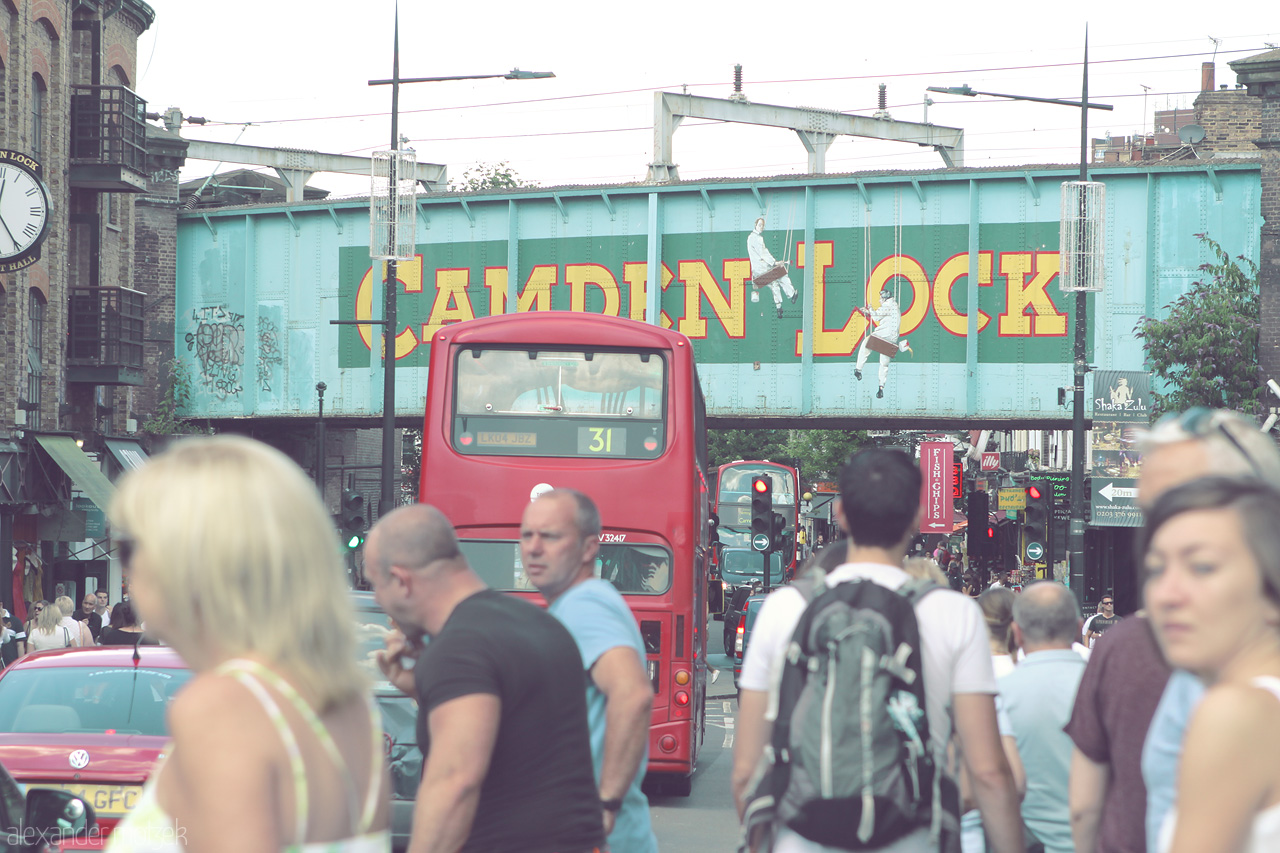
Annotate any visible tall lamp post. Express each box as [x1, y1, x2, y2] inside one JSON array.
[[363, 4, 553, 518], [927, 33, 1112, 600]]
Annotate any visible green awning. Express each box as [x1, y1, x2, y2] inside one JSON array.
[[34, 435, 116, 515]]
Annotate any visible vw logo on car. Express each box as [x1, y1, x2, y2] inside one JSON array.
[[68, 749, 90, 769]]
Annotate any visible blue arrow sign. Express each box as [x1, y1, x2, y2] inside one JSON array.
[[752, 533, 771, 552], [1025, 541, 1045, 562]]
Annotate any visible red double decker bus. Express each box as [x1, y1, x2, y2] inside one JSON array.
[[418, 313, 711, 795], [714, 460, 801, 582]]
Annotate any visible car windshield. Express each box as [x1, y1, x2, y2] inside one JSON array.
[[0, 666, 190, 735]]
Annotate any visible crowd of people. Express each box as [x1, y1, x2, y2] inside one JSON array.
[[15, 400, 1268, 853], [0, 590, 155, 661], [731, 406, 1280, 853]]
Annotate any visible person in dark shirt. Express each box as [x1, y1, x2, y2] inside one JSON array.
[[98, 600, 158, 646], [1084, 595, 1120, 646], [71, 593, 103, 642], [366, 504, 604, 853]]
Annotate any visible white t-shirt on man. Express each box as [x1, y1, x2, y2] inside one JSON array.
[[739, 561, 998, 853]]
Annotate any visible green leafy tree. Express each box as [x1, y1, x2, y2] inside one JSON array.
[[707, 429, 789, 472], [707, 428, 870, 485], [1135, 234, 1263, 417], [783, 429, 870, 484], [450, 161, 536, 192]]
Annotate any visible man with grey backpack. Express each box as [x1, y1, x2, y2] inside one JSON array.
[[732, 448, 1024, 853]]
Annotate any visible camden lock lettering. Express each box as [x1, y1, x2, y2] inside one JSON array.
[[345, 244, 1068, 361]]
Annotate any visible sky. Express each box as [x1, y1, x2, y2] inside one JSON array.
[[134, 1, 1280, 198]]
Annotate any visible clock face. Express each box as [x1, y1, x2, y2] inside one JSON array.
[[0, 161, 51, 261]]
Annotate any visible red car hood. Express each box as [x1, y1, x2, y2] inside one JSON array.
[[0, 733, 165, 782]]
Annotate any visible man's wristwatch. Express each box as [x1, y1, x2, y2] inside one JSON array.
[[600, 797, 623, 812]]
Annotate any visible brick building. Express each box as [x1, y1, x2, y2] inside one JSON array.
[[1092, 62, 1262, 163], [0, 0, 186, 613]]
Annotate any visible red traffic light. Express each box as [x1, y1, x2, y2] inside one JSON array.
[[987, 526, 995, 538], [1027, 485, 1043, 500], [753, 477, 769, 493]]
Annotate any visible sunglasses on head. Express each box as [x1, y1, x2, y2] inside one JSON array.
[[1157, 407, 1263, 475]]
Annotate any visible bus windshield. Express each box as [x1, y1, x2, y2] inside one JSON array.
[[452, 348, 666, 459], [458, 540, 673, 595]]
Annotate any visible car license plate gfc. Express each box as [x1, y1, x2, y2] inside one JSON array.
[[38, 783, 141, 818]]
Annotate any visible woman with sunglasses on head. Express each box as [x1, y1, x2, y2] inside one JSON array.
[[1144, 476, 1280, 853], [106, 435, 390, 853]]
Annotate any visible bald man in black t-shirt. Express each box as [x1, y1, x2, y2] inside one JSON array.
[[367, 505, 604, 853]]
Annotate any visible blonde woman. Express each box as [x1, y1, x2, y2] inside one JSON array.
[[26, 601, 73, 651], [106, 436, 389, 853], [55, 595, 93, 647]]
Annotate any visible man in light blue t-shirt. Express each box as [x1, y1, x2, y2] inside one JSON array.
[[1000, 582, 1087, 853], [522, 488, 659, 853]]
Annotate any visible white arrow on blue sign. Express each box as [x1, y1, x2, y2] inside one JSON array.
[[752, 533, 771, 552], [1025, 541, 1045, 561]]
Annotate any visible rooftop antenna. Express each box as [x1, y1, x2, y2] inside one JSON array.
[[1140, 84, 1151, 136], [1208, 36, 1222, 62]]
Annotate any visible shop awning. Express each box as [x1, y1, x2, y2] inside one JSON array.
[[104, 438, 149, 472], [34, 435, 116, 515]]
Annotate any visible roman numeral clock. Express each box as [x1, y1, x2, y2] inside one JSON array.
[[0, 150, 53, 274]]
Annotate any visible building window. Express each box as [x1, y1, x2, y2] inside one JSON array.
[[107, 192, 119, 227], [31, 75, 46, 162], [27, 289, 45, 430]]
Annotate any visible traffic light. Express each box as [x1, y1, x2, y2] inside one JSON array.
[[1023, 480, 1053, 566], [340, 488, 367, 549], [967, 489, 990, 561], [751, 476, 773, 551]]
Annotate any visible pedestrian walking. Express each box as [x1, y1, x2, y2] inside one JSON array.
[[1137, 407, 1280, 850], [1083, 595, 1119, 647], [366, 503, 604, 853], [26, 601, 73, 651], [999, 583, 1087, 853], [54, 596, 92, 647], [521, 489, 658, 853], [732, 448, 1023, 853], [960, 587, 1026, 853], [71, 593, 102, 643], [97, 601, 157, 646], [1143, 476, 1280, 852], [106, 435, 390, 852]]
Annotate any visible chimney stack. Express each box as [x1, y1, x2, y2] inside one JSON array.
[[1202, 62, 1215, 93]]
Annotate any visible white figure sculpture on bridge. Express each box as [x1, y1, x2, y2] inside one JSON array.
[[855, 286, 912, 399], [747, 217, 797, 319]]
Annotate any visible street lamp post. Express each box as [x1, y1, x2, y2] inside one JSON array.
[[928, 33, 1110, 600], [362, 4, 553, 518]]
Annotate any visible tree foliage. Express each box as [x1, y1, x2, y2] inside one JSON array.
[[707, 429, 788, 472], [450, 161, 536, 192], [707, 428, 870, 485], [1135, 234, 1263, 417]]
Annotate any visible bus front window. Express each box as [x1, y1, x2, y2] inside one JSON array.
[[453, 348, 667, 459]]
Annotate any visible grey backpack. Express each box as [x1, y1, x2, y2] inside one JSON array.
[[740, 568, 955, 851]]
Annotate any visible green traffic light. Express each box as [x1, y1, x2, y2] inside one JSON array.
[[346, 533, 364, 549]]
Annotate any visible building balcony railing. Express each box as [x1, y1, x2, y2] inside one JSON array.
[[67, 286, 145, 386], [69, 85, 149, 192]]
